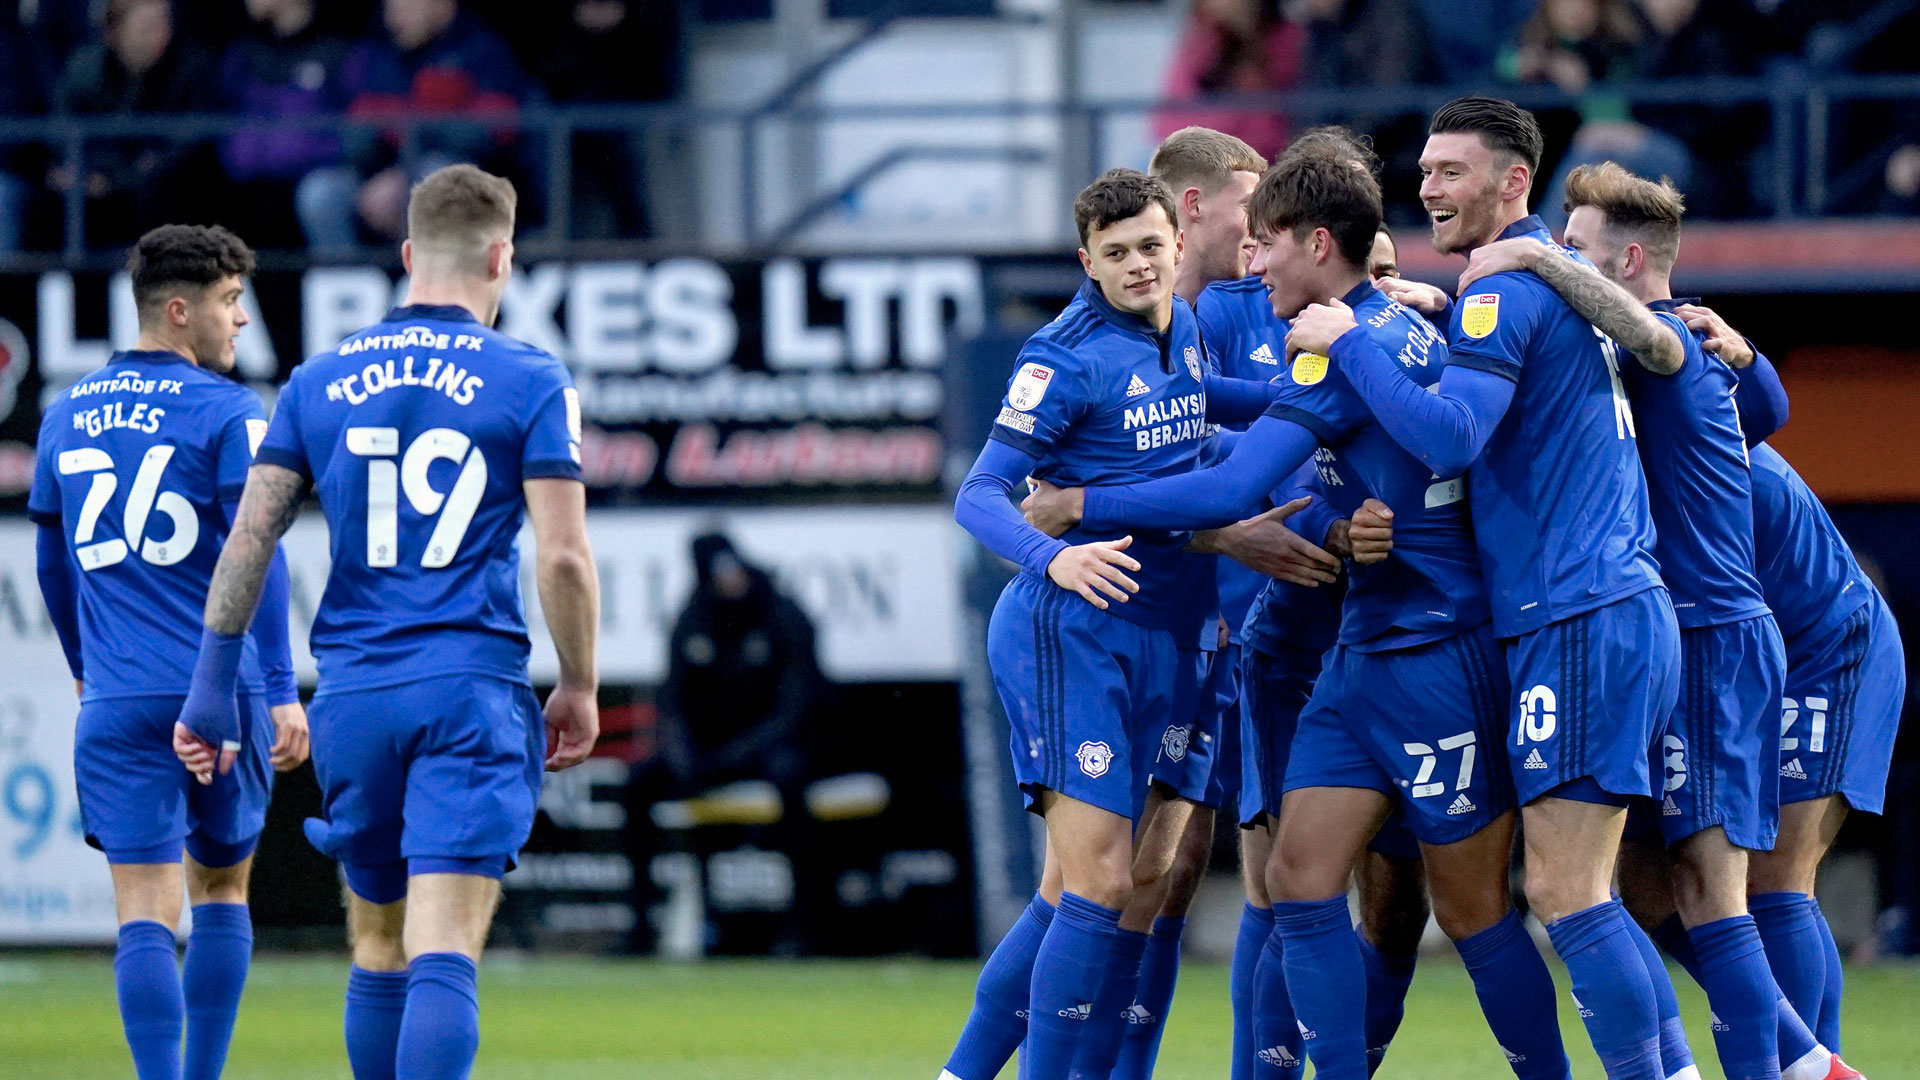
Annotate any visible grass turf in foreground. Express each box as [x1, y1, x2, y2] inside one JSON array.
[[1, 953, 1917, 1078]]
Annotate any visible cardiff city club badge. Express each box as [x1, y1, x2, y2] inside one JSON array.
[[1076, 740, 1114, 778], [1183, 345, 1202, 382]]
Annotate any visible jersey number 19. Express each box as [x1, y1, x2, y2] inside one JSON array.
[[346, 427, 488, 569]]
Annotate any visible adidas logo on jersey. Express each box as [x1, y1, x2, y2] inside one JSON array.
[[1249, 343, 1279, 365], [1523, 749, 1548, 770], [1123, 1004, 1157, 1026], [1126, 374, 1152, 397], [1447, 793, 1477, 816], [1058, 1002, 1091, 1020], [1257, 1046, 1300, 1067], [1663, 796, 1682, 816], [1782, 758, 1809, 780]]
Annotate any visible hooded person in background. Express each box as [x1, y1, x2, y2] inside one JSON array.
[[623, 531, 828, 954]]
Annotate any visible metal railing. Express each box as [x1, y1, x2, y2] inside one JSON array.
[[2, 69, 1916, 269]]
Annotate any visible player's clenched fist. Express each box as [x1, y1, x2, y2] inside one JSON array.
[[1348, 498, 1396, 565], [1046, 536, 1140, 611], [1021, 477, 1084, 537]]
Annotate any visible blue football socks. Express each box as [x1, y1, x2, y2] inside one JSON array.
[[395, 953, 480, 1080], [1111, 914, 1184, 1080], [1272, 896, 1368, 1080], [116, 919, 185, 1080], [182, 903, 252, 1080], [1808, 897, 1844, 1053], [1750, 893, 1827, 1051], [1026, 893, 1122, 1080], [943, 893, 1053, 1080], [1070, 925, 1147, 1079], [346, 966, 410, 1080], [1355, 933, 1416, 1075], [1621, 911, 1697, 1079], [1231, 902, 1275, 1080], [1689, 915, 1783, 1080], [1544, 900, 1662, 1080], [1456, 910, 1574, 1080]]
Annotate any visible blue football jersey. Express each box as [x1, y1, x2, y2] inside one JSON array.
[[28, 351, 273, 700], [1443, 215, 1664, 636], [1270, 283, 1487, 651], [1748, 442, 1874, 660], [988, 279, 1217, 642], [1240, 460, 1350, 659], [1196, 275, 1291, 645], [1619, 301, 1769, 629], [254, 304, 583, 692]]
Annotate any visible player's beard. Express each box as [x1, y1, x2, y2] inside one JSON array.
[[1436, 178, 1505, 257]]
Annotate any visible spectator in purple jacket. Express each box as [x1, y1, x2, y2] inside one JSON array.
[[220, 0, 356, 247], [295, 0, 532, 252]]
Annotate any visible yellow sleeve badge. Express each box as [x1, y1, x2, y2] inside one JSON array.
[[1291, 352, 1329, 386], [1461, 293, 1500, 339]]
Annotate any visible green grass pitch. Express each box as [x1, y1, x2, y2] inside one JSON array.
[[3, 953, 1917, 1078]]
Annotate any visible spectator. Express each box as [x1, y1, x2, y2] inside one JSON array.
[[219, 0, 356, 247], [295, 0, 532, 252], [1156, 0, 1306, 160], [528, 0, 682, 239], [621, 531, 830, 954], [1627, 0, 1764, 217], [53, 0, 221, 249]]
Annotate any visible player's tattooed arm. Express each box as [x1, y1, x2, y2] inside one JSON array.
[[1461, 238, 1684, 374], [204, 464, 308, 635]]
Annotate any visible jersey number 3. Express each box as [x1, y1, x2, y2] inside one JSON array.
[[57, 445, 198, 570], [346, 427, 488, 569]]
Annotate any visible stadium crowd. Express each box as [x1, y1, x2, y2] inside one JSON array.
[[0, 0, 1916, 256]]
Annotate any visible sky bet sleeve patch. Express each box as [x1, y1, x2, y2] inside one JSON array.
[[1461, 293, 1500, 339], [1291, 352, 1329, 386], [1007, 363, 1054, 412]]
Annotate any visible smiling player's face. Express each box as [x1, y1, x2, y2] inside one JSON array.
[[1419, 132, 1508, 256], [1193, 169, 1262, 283], [1253, 225, 1319, 320], [1080, 204, 1181, 321], [184, 274, 249, 373]]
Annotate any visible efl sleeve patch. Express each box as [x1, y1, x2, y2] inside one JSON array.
[[1291, 352, 1329, 386], [1461, 293, 1500, 339], [245, 418, 268, 456], [1007, 363, 1054, 412]]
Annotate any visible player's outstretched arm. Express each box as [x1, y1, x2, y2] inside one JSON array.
[[1461, 238, 1685, 374], [527, 477, 600, 772], [1201, 373, 1282, 426], [1057, 415, 1322, 534], [1676, 303, 1788, 445], [177, 464, 309, 782], [1186, 501, 1342, 586], [1288, 300, 1514, 477]]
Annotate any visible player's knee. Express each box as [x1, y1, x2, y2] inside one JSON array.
[[1429, 890, 1501, 943], [1265, 843, 1344, 904], [1521, 864, 1598, 926]]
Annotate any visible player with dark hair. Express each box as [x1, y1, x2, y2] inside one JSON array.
[[31, 223, 307, 1080], [174, 163, 601, 1080], [942, 167, 1291, 1080], [1277, 96, 1686, 1079], [1458, 161, 1875, 1080], [1023, 144, 1572, 1080]]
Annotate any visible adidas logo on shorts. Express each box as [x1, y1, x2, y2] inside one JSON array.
[[1447, 793, 1477, 815], [1125, 374, 1152, 397], [1258, 1046, 1300, 1067], [1663, 796, 1682, 816], [1523, 749, 1548, 770], [1782, 758, 1809, 780]]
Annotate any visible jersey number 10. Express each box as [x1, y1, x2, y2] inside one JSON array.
[[346, 427, 488, 569], [57, 445, 199, 570]]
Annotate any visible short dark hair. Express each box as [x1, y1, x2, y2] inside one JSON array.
[[1248, 146, 1382, 267], [1428, 96, 1544, 175], [1564, 161, 1686, 271], [1288, 125, 1380, 177], [127, 224, 256, 321], [1073, 168, 1178, 248]]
